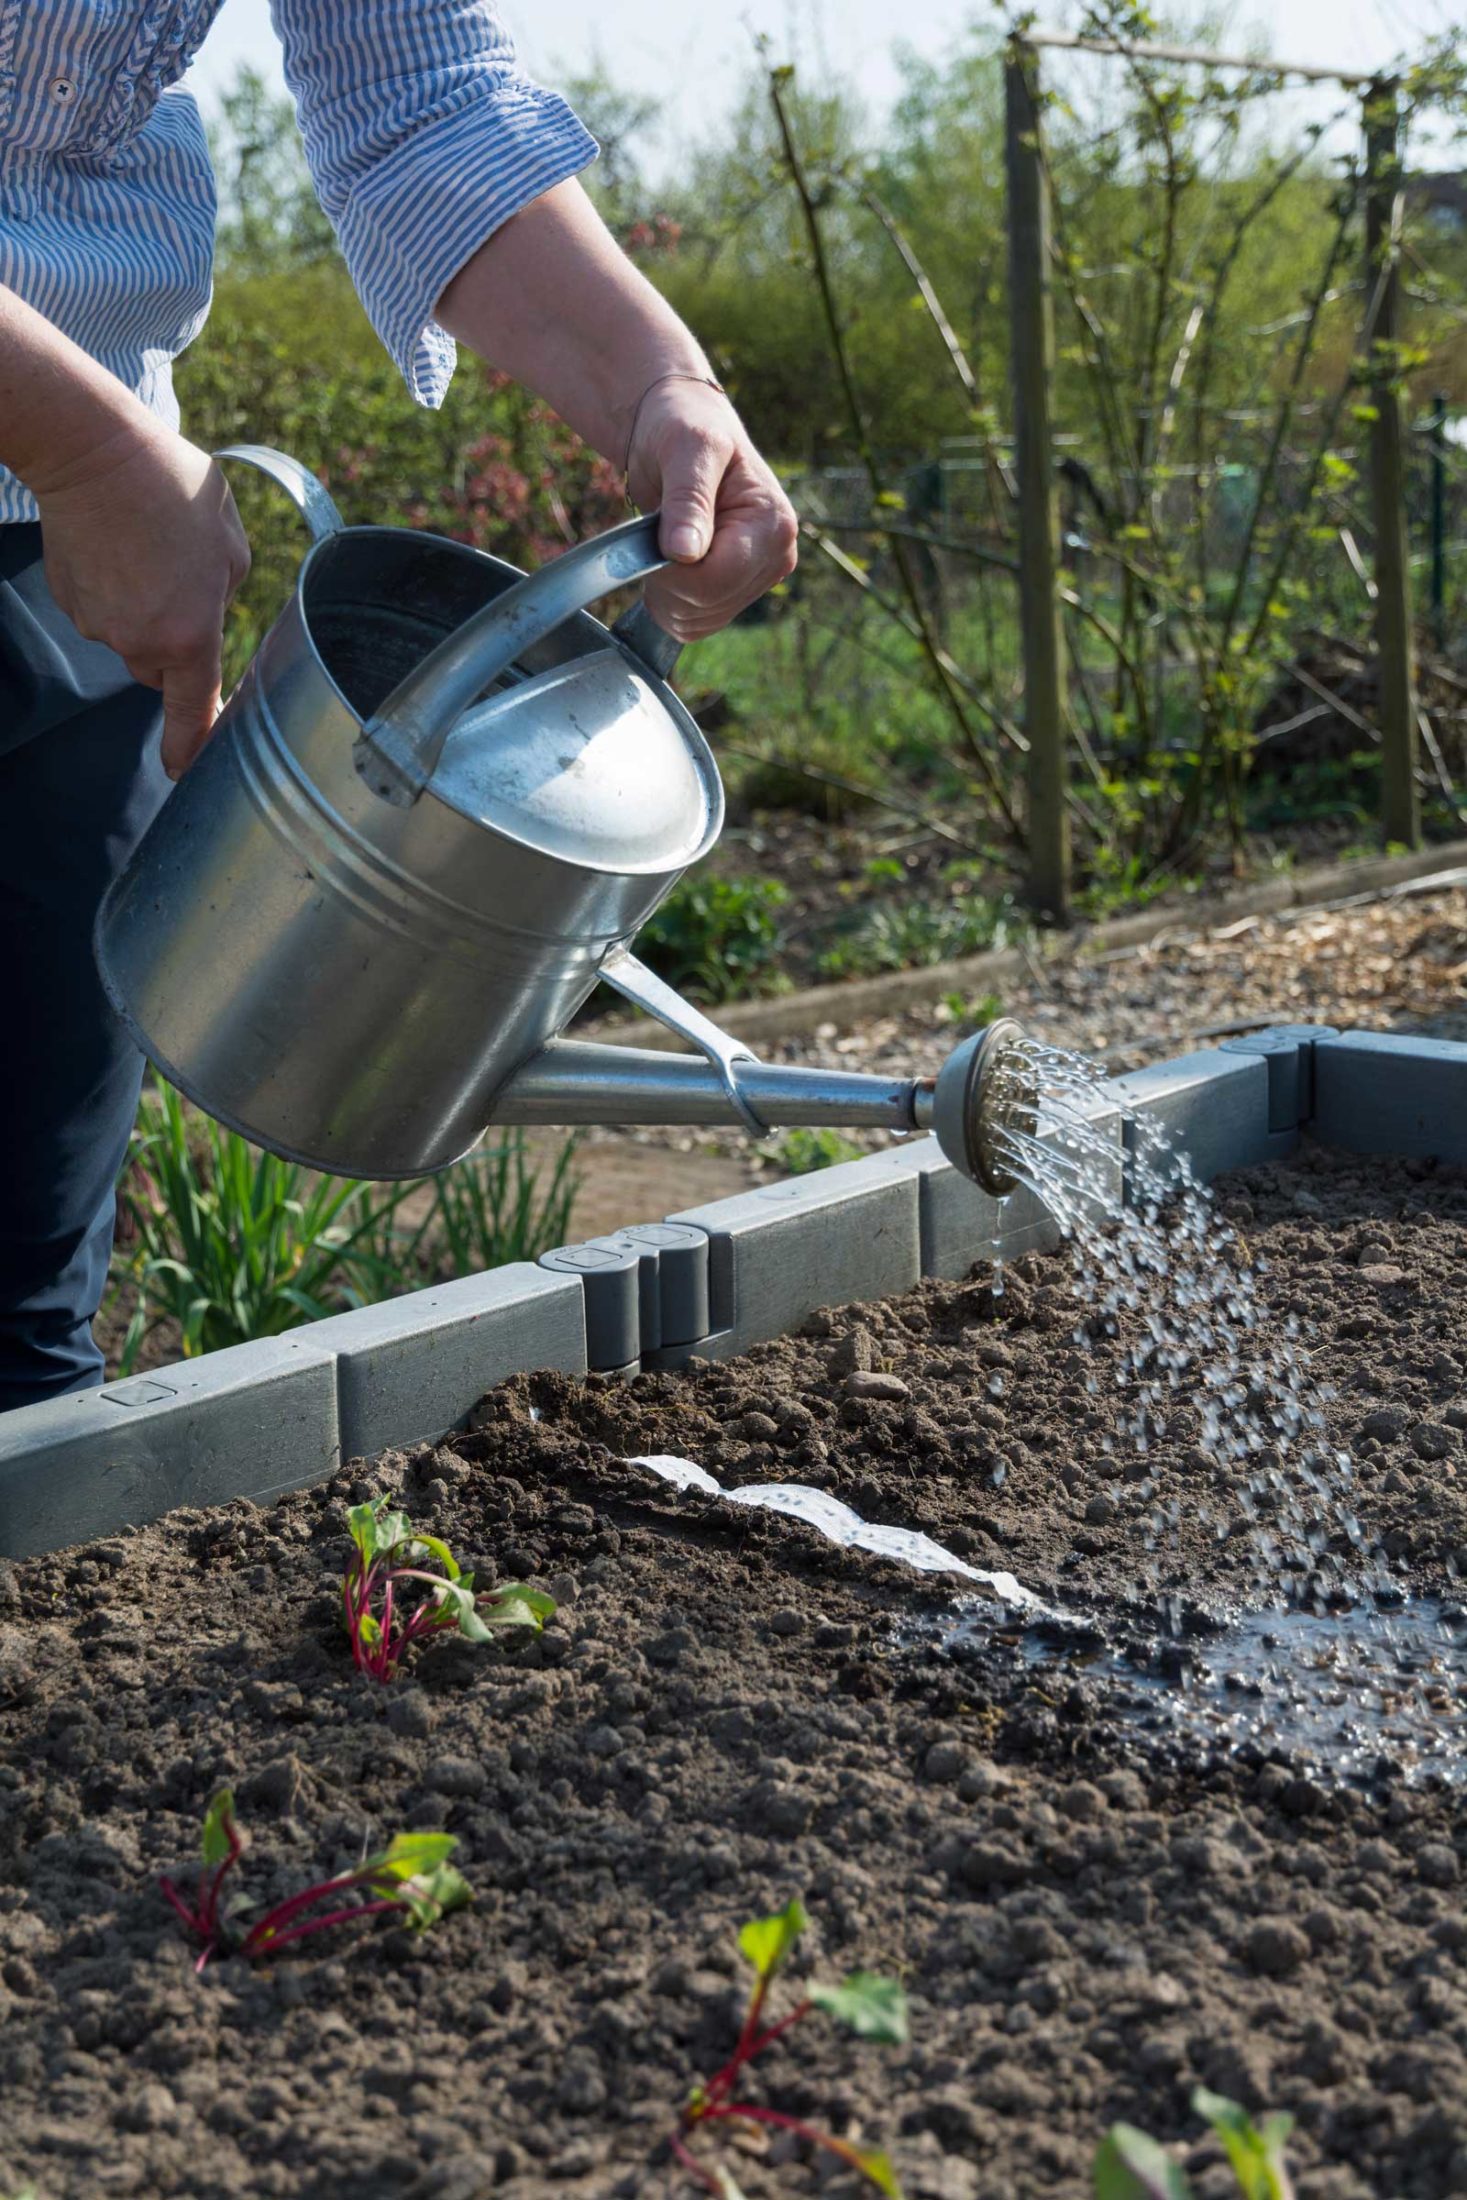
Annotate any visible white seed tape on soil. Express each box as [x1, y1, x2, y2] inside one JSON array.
[[987, 1036, 1366, 1615], [625, 1453, 1037, 1608]]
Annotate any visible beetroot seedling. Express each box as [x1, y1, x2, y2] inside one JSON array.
[[343, 1494, 555, 1682], [1095, 2088, 1294, 2200], [669, 1897, 908, 2197], [161, 1788, 469, 1973]]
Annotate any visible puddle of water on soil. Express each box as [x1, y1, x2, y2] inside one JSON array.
[[925, 1592, 1467, 1784]]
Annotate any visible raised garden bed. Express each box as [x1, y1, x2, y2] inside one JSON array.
[[0, 1028, 1464, 2198], [2, 1125, 1466, 2200]]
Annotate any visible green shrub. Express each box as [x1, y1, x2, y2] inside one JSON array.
[[942, 989, 1004, 1029], [636, 874, 789, 1002]]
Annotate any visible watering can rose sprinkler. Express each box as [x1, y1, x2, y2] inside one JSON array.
[[95, 448, 1033, 1196]]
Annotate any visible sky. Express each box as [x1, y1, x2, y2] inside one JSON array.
[[184, 0, 1465, 168]]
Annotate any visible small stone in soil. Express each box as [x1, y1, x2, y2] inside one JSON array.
[[845, 1370, 911, 1401]]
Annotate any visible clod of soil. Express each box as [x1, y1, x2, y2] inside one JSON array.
[[2, 1145, 1465, 2199]]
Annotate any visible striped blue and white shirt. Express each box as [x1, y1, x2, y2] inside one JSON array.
[[0, 1, 597, 523]]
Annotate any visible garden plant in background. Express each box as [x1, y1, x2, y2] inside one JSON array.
[[112, 1081, 414, 1368], [110, 1084, 579, 1372], [636, 872, 791, 1003], [668, 1898, 908, 2196], [1096, 2089, 1295, 2199], [757, 1126, 867, 1174], [161, 1791, 469, 1973], [342, 1496, 555, 1683], [378, 1131, 581, 1285]]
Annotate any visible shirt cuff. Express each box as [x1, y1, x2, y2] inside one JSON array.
[[333, 84, 598, 407]]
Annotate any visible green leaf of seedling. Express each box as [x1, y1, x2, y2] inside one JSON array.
[[471, 1584, 555, 1635], [445, 1585, 495, 1643], [855, 2148, 903, 2197], [357, 1611, 383, 1648], [367, 1505, 416, 1559], [738, 1896, 808, 1983], [348, 1499, 385, 1565], [404, 1529, 461, 1581], [491, 1583, 557, 1620], [810, 1972, 908, 2044], [392, 1862, 472, 1931], [201, 1788, 237, 1867], [360, 1831, 459, 1885], [1094, 2125, 1193, 2200], [1190, 2090, 1294, 2200]]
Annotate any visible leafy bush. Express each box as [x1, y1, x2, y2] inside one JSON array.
[[942, 989, 1004, 1029], [636, 874, 790, 1002]]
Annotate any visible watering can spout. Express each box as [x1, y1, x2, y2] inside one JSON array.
[[491, 1016, 1036, 1202]]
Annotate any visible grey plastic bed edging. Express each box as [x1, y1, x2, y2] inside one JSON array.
[[3, 1025, 1465, 1557], [1313, 1031, 1467, 1162], [0, 1334, 341, 1562], [307, 1264, 587, 1464]]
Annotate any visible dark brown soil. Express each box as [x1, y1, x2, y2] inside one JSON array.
[[3, 1146, 1465, 2200]]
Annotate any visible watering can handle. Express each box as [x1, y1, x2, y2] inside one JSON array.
[[214, 444, 345, 544], [354, 509, 680, 808]]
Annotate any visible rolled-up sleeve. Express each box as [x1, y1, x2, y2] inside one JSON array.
[[270, 0, 598, 404]]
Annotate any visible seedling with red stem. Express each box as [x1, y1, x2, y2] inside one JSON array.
[[161, 1788, 470, 1973], [669, 1897, 908, 2198], [342, 1494, 555, 1682]]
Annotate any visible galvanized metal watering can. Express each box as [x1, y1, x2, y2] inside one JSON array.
[[95, 447, 1027, 1192]]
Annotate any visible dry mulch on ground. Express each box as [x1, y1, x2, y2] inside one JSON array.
[[4, 1145, 1465, 2200]]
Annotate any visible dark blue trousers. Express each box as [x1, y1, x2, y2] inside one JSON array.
[[0, 524, 169, 1411]]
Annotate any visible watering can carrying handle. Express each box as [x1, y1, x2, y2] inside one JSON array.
[[214, 444, 346, 545], [212, 446, 683, 807], [354, 509, 681, 808]]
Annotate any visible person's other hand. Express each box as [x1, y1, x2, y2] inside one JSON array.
[[626, 377, 798, 642], [33, 419, 251, 778]]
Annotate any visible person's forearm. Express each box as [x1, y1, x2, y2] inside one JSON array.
[[0, 285, 153, 496], [435, 179, 711, 466]]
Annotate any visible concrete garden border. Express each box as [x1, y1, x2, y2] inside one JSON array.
[[3, 1025, 1464, 1558]]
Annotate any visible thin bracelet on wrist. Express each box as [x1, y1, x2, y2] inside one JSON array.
[[622, 370, 728, 475]]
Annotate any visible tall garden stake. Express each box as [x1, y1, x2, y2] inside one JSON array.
[[1364, 74, 1420, 849], [1004, 40, 1072, 921]]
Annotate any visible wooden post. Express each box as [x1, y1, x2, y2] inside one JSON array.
[[1004, 41, 1071, 921], [1364, 76, 1420, 848]]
